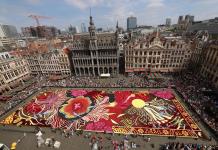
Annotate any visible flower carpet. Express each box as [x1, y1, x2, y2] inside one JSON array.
[[0, 88, 204, 138]]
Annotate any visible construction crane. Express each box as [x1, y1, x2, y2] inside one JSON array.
[[28, 15, 51, 26]]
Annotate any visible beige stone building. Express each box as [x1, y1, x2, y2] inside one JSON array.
[[189, 30, 209, 69], [124, 32, 192, 74], [0, 52, 30, 94], [200, 43, 218, 89], [24, 49, 71, 76], [0, 37, 16, 48]]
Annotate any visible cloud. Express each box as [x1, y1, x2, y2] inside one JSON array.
[[1, 0, 218, 32], [147, 0, 165, 8], [98, 0, 137, 28], [64, 0, 104, 9]]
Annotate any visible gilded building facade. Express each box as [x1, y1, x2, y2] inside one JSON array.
[[69, 16, 119, 76], [124, 32, 192, 74]]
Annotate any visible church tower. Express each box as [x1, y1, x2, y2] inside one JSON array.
[[88, 15, 97, 40]]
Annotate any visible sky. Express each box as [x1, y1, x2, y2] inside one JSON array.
[[1, 0, 218, 32]]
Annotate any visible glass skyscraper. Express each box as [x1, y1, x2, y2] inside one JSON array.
[[127, 16, 137, 31]]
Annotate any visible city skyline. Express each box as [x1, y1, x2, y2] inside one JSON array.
[[1, 0, 218, 31]]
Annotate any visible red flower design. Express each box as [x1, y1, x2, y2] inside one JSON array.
[[36, 92, 52, 101], [132, 93, 150, 101], [24, 102, 42, 115], [114, 91, 132, 109], [114, 91, 149, 109]]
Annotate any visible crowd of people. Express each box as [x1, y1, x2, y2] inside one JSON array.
[[42, 74, 169, 88], [160, 142, 217, 150], [0, 78, 42, 117], [34, 127, 217, 150], [171, 71, 218, 136]]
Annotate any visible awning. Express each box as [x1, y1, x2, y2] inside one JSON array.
[[49, 75, 63, 81], [9, 81, 21, 88], [0, 95, 12, 102], [147, 72, 162, 79]]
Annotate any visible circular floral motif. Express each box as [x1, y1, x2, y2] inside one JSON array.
[[132, 99, 146, 108], [59, 96, 94, 120]]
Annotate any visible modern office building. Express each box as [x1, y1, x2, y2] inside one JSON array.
[[0, 24, 18, 48], [0, 24, 18, 38], [127, 16, 137, 31], [166, 18, 171, 27], [68, 25, 79, 34], [81, 23, 87, 33]]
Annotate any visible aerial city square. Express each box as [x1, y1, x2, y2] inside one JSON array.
[[0, 0, 217, 150]]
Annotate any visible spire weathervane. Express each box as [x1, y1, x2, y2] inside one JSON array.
[[116, 20, 119, 29], [89, 7, 93, 25]]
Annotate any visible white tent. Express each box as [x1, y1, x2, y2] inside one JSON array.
[[100, 73, 110, 77]]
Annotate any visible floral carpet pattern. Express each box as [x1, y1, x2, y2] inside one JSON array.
[[1, 89, 204, 138]]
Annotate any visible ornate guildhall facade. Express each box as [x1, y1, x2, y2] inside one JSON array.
[[69, 16, 120, 76], [124, 32, 192, 74]]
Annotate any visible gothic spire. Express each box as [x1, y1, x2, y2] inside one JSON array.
[[116, 20, 119, 29], [89, 8, 94, 25]]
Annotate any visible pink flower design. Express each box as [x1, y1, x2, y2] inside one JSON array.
[[71, 90, 88, 97], [85, 120, 112, 132], [150, 90, 174, 100]]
